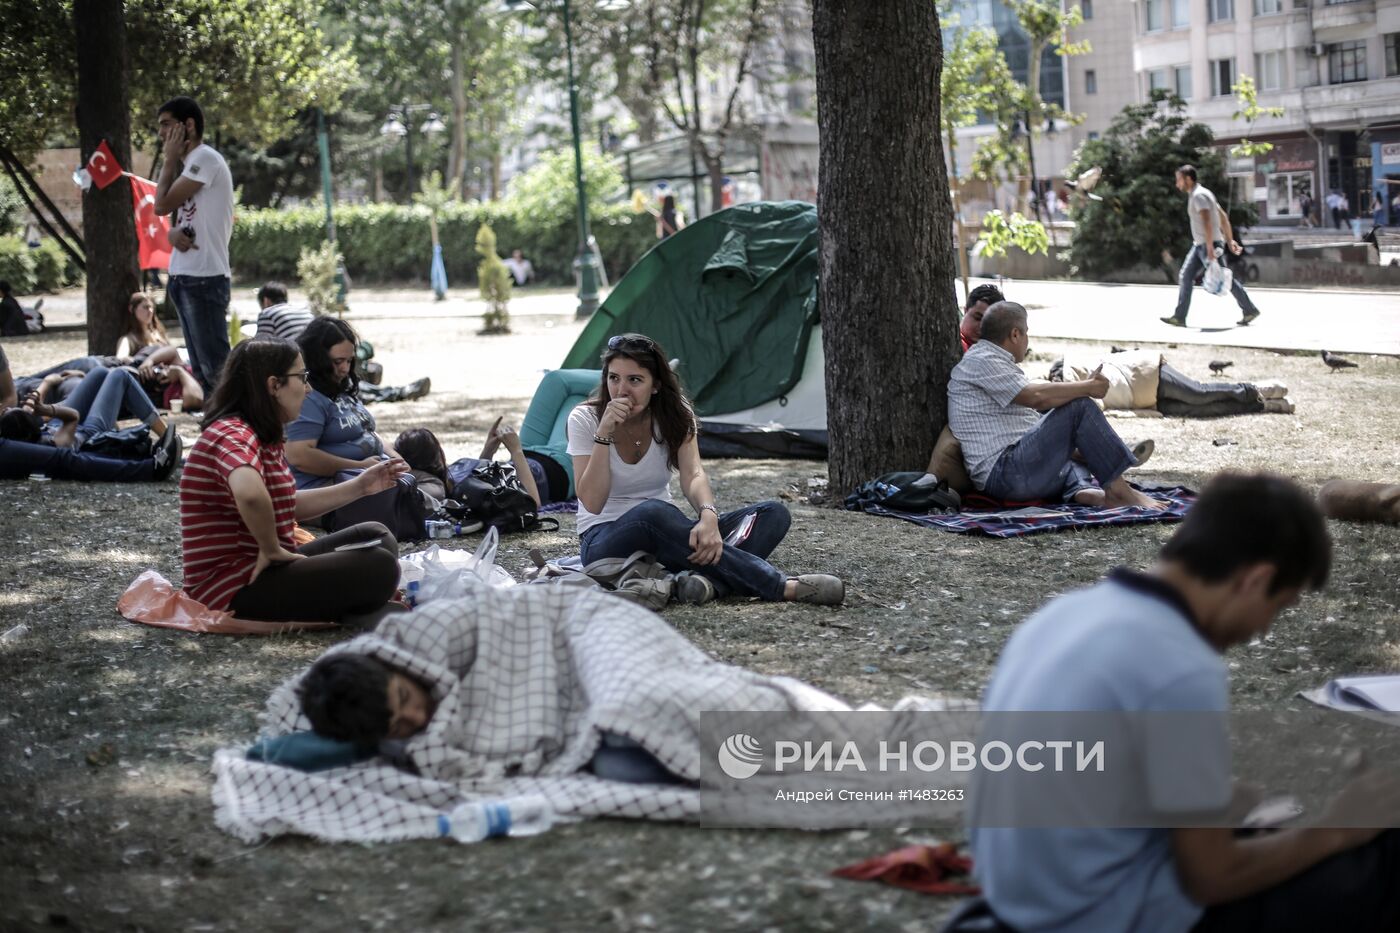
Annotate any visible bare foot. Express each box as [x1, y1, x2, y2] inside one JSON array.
[[1072, 487, 1106, 507], [1104, 480, 1166, 511]]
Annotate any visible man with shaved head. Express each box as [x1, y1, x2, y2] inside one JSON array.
[[948, 301, 1164, 510]]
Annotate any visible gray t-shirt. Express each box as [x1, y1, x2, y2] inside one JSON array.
[[285, 388, 383, 489], [1187, 183, 1219, 245], [947, 341, 1041, 489]]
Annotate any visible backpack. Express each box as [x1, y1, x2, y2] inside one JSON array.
[[844, 471, 962, 514], [448, 459, 545, 532], [80, 423, 153, 460]]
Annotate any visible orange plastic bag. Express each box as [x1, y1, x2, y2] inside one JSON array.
[[117, 569, 338, 636], [831, 843, 980, 896]]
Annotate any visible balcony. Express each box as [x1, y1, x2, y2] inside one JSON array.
[[1310, 0, 1375, 41]]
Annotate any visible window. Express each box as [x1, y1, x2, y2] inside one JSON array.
[[1267, 172, 1313, 219], [1210, 57, 1236, 96], [1085, 69, 1098, 94], [1327, 40, 1367, 83], [1148, 68, 1169, 98], [1144, 0, 1164, 31], [1256, 50, 1284, 89], [1174, 65, 1193, 98], [1209, 0, 1234, 21], [1082, 0, 1094, 19], [1172, 0, 1190, 26], [1088, 131, 1100, 140], [1387, 33, 1399, 77], [1255, 0, 1282, 12]]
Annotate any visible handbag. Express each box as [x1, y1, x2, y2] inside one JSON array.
[[448, 460, 545, 532]]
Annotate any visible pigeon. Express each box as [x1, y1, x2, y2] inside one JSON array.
[[1064, 166, 1105, 201], [1209, 360, 1233, 375], [1321, 350, 1358, 373]]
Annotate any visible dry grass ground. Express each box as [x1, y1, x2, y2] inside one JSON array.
[[1, 320, 1397, 932]]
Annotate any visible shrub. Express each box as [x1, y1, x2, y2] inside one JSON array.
[[476, 224, 511, 335], [296, 240, 348, 316], [30, 239, 71, 292], [0, 236, 37, 294]]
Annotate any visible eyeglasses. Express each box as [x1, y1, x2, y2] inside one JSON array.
[[607, 334, 654, 351], [283, 370, 311, 383]]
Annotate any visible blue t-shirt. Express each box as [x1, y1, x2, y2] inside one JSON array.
[[971, 570, 1230, 933], [285, 389, 383, 489]]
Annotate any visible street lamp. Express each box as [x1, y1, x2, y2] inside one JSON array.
[[379, 103, 446, 201], [500, 0, 629, 318]]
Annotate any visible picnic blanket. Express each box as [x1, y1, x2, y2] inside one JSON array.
[[854, 485, 1195, 538], [213, 580, 946, 845]]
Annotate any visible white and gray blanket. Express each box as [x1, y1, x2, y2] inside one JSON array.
[[213, 581, 882, 844]]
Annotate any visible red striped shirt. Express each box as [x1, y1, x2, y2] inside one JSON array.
[[179, 417, 297, 610]]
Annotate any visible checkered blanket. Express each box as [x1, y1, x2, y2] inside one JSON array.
[[212, 581, 875, 844], [857, 485, 1195, 538]]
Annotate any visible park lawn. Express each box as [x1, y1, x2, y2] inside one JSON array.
[[1, 323, 1397, 932]]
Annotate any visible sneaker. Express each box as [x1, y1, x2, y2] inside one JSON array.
[[787, 574, 845, 606], [1160, 316, 1187, 328], [675, 572, 717, 605], [401, 377, 431, 401], [1263, 396, 1295, 414], [152, 428, 183, 481], [1238, 310, 1260, 326], [1130, 438, 1155, 468], [1254, 380, 1288, 400]]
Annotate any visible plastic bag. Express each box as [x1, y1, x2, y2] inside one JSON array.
[[1202, 255, 1233, 297], [117, 569, 338, 635], [398, 527, 515, 604]]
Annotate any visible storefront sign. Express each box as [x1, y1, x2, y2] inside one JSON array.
[[1382, 143, 1400, 166], [1276, 160, 1315, 171], [1228, 156, 1256, 175]]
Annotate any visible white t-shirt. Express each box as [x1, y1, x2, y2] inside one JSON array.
[[169, 143, 234, 278], [566, 405, 673, 535], [503, 257, 533, 286]]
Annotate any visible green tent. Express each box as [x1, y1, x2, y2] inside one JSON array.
[[562, 200, 826, 457]]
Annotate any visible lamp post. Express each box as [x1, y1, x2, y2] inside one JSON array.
[[501, 0, 627, 318], [380, 104, 447, 201]]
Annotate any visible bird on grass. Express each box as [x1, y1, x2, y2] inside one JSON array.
[[1321, 350, 1358, 373], [1209, 360, 1233, 375]]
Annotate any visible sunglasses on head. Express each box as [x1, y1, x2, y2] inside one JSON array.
[[607, 334, 655, 352]]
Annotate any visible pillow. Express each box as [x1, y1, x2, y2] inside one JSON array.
[[1318, 480, 1400, 524], [930, 425, 973, 495]]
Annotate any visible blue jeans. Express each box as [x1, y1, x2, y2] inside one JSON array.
[[168, 274, 231, 391], [15, 355, 116, 402], [1173, 242, 1259, 323], [580, 498, 791, 601], [0, 439, 152, 481], [1156, 363, 1263, 418], [984, 398, 1136, 503], [55, 368, 159, 445]]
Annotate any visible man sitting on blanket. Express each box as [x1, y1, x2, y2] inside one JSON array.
[[949, 301, 1164, 510]]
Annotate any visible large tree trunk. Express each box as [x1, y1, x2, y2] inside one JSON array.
[[812, 0, 959, 499], [449, 39, 468, 198], [75, 0, 139, 356]]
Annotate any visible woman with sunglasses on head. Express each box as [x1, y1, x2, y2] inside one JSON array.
[[567, 333, 844, 606], [179, 338, 405, 625]]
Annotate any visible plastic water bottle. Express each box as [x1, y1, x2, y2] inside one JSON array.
[[405, 580, 421, 609], [439, 794, 554, 843]]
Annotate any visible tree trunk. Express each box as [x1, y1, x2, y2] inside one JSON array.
[[812, 0, 959, 499], [449, 39, 468, 199], [75, 0, 139, 356]]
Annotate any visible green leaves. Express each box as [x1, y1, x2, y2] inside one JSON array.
[[973, 210, 1049, 258], [1229, 74, 1286, 161]]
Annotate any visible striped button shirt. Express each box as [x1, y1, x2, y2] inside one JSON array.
[[179, 417, 297, 610], [947, 340, 1041, 489]]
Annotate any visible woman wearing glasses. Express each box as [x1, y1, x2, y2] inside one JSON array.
[[178, 338, 405, 624], [567, 333, 844, 606]]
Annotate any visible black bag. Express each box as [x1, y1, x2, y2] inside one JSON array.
[[80, 424, 153, 460], [449, 460, 543, 532], [844, 471, 962, 514]]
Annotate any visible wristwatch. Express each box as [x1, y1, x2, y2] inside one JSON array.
[[699, 504, 719, 517]]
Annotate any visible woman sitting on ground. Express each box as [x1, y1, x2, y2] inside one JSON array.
[[0, 366, 181, 465], [179, 338, 404, 624], [115, 292, 203, 413], [395, 418, 544, 506], [286, 318, 412, 531], [567, 333, 843, 606]]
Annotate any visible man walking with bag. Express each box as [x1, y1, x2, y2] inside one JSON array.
[[1160, 165, 1261, 329], [153, 96, 234, 392]]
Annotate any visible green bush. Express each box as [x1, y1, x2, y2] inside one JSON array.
[[0, 174, 25, 237], [476, 223, 512, 335], [0, 236, 37, 293], [296, 240, 348, 316], [30, 239, 73, 292]]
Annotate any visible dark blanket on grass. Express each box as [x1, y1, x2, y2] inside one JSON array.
[[853, 486, 1195, 538]]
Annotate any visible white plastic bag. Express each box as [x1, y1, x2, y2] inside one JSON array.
[[1202, 255, 1233, 297], [398, 527, 515, 603]]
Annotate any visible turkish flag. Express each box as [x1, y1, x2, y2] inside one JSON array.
[[86, 140, 123, 190], [128, 175, 171, 270]]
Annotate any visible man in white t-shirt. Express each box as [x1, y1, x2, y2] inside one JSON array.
[[152, 96, 234, 392], [1160, 164, 1261, 330], [503, 250, 534, 287]]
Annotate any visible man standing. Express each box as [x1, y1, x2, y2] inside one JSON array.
[[1325, 190, 1342, 229], [152, 96, 234, 392], [949, 301, 1163, 510], [1161, 165, 1261, 329]]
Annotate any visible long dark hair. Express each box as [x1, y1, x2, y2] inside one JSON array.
[[0, 407, 41, 443], [123, 292, 168, 350], [586, 333, 695, 471], [394, 427, 448, 486], [200, 338, 300, 444], [299, 316, 359, 399]]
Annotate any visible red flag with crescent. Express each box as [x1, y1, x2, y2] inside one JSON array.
[[128, 175, 171, 270], [86, 140, 123, 190]]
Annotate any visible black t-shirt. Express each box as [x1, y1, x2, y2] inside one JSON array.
[[0, 296, 26, 337]]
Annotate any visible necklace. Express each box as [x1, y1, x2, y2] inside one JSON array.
[[620, 418, 649, 449]]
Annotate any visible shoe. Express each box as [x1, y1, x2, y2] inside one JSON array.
[[1238, 310, 1260, 326], [1253, 380, 1288, 400], [675, 572, 716, 605], [152, 428, 183, 481], [401, 377, 431, 401], [1160, 316, 1187, 328], [1130, 438, 1154, 468], [788, 574, 845, 606], [1263, 396, 1295, 414]]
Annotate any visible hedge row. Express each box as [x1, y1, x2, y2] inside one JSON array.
[[230, 201, 657, 286], [0, 237, 84, 294]]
